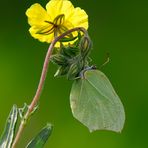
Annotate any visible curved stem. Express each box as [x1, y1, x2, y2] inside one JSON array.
[[12, 27, 88, 148]]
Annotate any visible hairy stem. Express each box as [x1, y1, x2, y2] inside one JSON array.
[[11, 27, 88, 148]]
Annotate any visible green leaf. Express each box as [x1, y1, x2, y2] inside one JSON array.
[[18, 103, 28, 119], [26, 124, 53, 148], [0, 105, 18, 148], [70, 70, 125, 133]]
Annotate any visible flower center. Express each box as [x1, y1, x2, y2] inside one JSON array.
[[36, 14, 72, 38]]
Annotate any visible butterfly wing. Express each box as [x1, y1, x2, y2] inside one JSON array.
[[70, 70, 125, 132]]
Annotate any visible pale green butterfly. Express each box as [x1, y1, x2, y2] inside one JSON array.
[[70, 69, 125, 132]]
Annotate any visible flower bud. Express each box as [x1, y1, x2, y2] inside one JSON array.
[[51, 54, 67, 66], [67, 63, 79, 80], [62, 46, 79, 58], [67, 60, 84, 80], [54, 66, 69, 77], [79, 36, 92, 58]]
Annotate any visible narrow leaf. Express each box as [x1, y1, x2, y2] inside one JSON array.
[[0, 105, 18, 148], [59, 36, 77, 42], [26, 124, 53, 148], [70, 70, 125, 133], [18, 103, 28, 119]]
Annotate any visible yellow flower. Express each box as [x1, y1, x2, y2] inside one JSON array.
[[26, 0, 88, 47]]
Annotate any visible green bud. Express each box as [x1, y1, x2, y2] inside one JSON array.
[[79, 36, 92, 58], [67, 63, 79, 80], [67, 60, 84, 80], [54, 66, 69, 77], [61, 46, 79, 58], [51, 54, 67, 66]]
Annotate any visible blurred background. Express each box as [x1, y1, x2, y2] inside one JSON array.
[[0, 0, 148, 147]]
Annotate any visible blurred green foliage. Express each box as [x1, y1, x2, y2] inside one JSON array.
[[0, 0, 148, 147]]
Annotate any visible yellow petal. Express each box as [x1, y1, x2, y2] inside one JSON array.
[[29, 26, 54, 43], [46, 0, 75, 21], [69, 7, 88, 29], [26, 3, 50, 26], [58, 0, 75, 20], [46, 0, 62, 21]]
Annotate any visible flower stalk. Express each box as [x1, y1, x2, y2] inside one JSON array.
[[11, 27, 88, 148]]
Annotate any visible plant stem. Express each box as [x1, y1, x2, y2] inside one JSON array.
[[11, 27, 88, 148]]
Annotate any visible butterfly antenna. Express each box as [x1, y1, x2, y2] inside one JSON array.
[[100, 52, 110, 68]]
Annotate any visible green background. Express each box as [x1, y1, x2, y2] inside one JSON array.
[[0, 0, 148, 147]]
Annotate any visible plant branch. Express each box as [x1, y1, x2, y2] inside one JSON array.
[[11, 27, 88, 148]]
